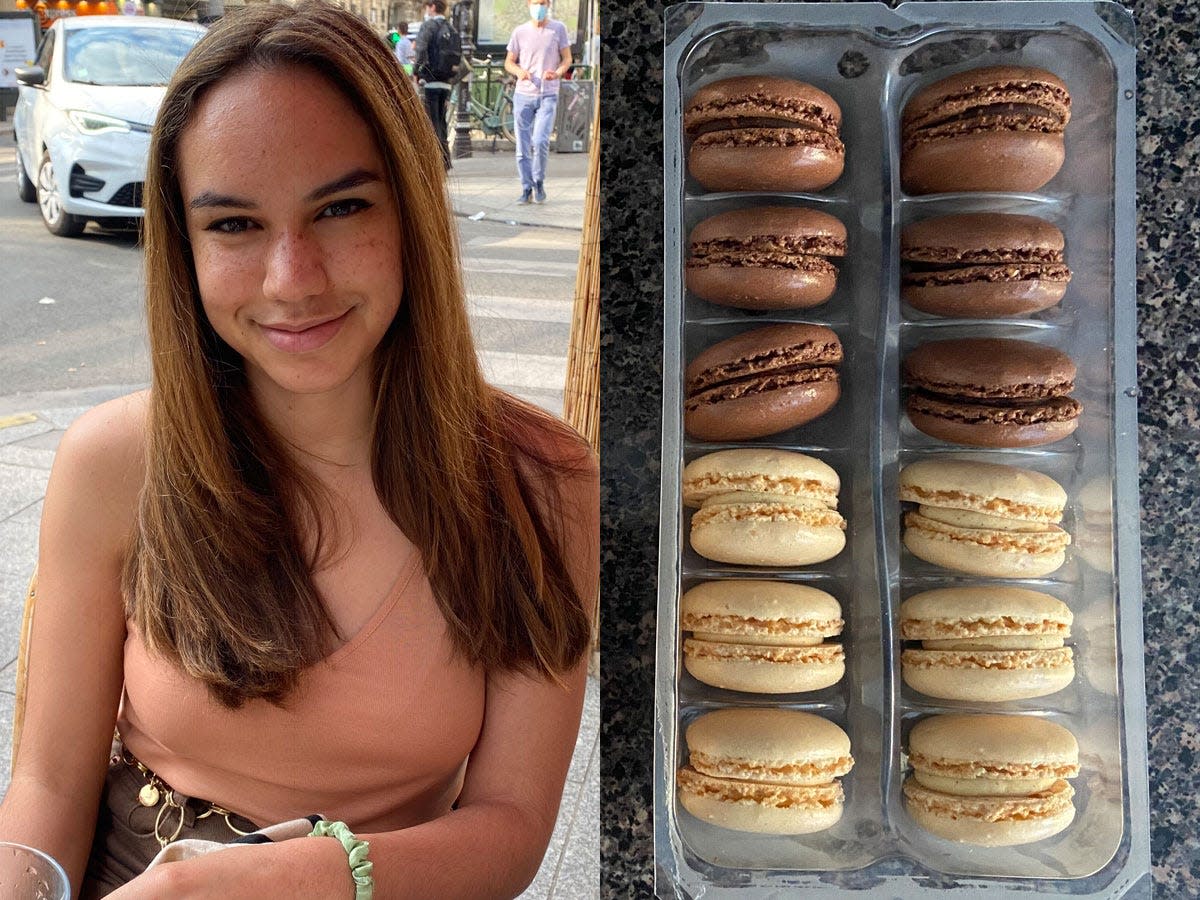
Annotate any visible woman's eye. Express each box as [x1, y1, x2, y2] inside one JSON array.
[[206, 217, 254, 235], [320, 198, 372, 219]]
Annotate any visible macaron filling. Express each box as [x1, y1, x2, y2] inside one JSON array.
[[686, 638, 844, 665], [689, 235, 846, 271], [904, 777, 1074, 820], [696, 494, 846, 530], [685, 95, 841, 136], [903, 82, 1071, 147], [904, 511, 1069, 553], [898, 485, 1063, 523], [683, 473, 838, 507], [907, 393, 1083, 426], [692, 127, 845, 152], [679, 766, 844, 808], [689, 752, 853, 784], [683, 612, 844, 642]]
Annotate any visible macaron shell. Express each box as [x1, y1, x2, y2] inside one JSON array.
[[904, 778, 1075, 846], [907, 713, 1080, 771], [903, 278, 1068, 318], [901, 130, 1066, 195], [902, 647, 1075, 701], [900, 585, 1073, 639], [691, 499, 846, 566], [903, 513, 1067, 577], [687, 378, 840, 441], [903, 338, 1077, 400], [682, 448, 841, 508], [899, 459, 1067, 522], [687, 263, 837, 310], [678, 768, 845, 834], [681, 579, 844, 641], [901, 66, 1071, 132], [901, 212, 1066, 256], [689, 137, 845, 193], [685, 639, 845, 693], [912, 770, 1061, 797], [686, 707, 853, 775]]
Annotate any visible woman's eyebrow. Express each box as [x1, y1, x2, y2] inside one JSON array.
[[187, 168, 383, 211], [304, 168, 383, 202]]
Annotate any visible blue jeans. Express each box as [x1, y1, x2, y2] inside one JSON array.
[[513, 91, 558, 189]]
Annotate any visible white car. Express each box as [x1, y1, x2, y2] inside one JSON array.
[[13, 16, 205, 237]]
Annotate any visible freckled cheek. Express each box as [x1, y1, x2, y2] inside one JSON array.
[[192, 244, 264, 334]]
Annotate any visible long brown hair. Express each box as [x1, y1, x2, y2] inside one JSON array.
[[128, 0, 593, 708]]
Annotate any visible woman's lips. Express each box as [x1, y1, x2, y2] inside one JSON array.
[[258, 310, 350, 353]]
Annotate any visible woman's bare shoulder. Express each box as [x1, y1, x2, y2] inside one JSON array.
[[49, 390, 149, 537]]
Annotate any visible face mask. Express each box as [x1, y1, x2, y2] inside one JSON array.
[[529, 4, 548, 21]]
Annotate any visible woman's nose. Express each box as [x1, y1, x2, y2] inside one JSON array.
[[262, 229, 329, 302]]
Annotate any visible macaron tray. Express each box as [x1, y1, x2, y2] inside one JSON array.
[[654, 3, 1148, 897]]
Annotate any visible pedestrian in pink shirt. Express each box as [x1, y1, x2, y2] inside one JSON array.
[[504, 0, 572, 204]]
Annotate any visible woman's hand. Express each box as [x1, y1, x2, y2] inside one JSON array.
[[104, 838, 349, 900]]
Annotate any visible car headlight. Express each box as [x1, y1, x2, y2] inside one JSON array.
[[67, 110, 133, 134]]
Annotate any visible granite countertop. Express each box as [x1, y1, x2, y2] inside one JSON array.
[[599, 0, 1199, 894]]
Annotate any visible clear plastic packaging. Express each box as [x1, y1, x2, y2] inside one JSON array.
[[654, 3, 1148, 896]]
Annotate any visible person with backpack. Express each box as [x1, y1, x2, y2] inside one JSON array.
[[414, 0, 462, 169], [504, 0, 572, 203]]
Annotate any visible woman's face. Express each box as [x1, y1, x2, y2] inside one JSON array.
[[177, 64, 403, 403]]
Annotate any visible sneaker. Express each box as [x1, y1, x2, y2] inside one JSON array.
[[518, 188, 533, 205], [534, 182, 546, 204]]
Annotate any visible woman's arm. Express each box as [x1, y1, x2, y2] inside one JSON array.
[[0, 396, 144, 892], [113, 432, 600, 899]]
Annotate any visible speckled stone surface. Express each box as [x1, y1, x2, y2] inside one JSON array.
[[600, 0, 1199, 896]]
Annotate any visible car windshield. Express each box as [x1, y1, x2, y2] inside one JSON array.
[[64, 26, 201, 87]]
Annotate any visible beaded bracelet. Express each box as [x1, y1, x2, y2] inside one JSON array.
[[309, 820, 374, 900]]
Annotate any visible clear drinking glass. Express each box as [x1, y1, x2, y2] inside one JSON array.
[[0, 842, 70, 900]]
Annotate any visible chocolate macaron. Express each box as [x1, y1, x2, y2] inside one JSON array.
[[901, 66, 1071, 195], [685, 75, 845, 193], [687, 207, 847, 310], [902, 213, 1071, 318], [903, 338, 1081, 447], [685, 323, 843, 441]]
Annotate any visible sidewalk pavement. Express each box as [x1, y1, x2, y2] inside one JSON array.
[[0, 124, 596, 897]]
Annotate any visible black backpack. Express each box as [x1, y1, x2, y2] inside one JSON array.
[[424, 19, 463, 82]]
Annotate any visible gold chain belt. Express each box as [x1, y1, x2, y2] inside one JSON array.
[[115, 747, 254, 847]]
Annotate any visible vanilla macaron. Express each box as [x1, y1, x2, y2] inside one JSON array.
[[682, 580, 845, 693], [684, 449, 846, 566], [900, 459, 1070, 577], [900, 587, 1074, 701], [679, 708, 853, 834], [904, 714, 1079, 846]]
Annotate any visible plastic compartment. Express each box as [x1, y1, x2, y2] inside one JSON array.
[[655, 3, 1147, 897]]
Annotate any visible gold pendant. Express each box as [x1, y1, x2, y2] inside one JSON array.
[[138, 783, 160, 807]]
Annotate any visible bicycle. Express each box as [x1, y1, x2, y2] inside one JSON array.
[[445, 57, 516, 145]]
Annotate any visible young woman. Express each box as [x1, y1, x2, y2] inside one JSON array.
[[0, 2, 597, 897]]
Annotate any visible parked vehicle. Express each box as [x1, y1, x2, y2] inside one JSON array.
[[13, 16, 205, 237]]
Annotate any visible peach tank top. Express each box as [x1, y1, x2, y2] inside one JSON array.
[[117, 553, 486, 834]]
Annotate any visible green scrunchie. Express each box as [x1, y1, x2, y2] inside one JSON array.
[[309, 820, 374, 900]]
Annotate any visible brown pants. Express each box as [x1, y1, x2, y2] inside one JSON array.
[[81, 758, 260, 899]]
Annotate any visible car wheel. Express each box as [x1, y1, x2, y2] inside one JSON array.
[[15, 149, 36, 203], [36, 151, 86, 237]]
